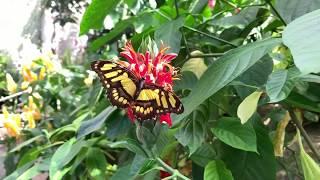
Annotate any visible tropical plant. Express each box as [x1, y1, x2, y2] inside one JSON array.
[[1, 0, 320, 180]]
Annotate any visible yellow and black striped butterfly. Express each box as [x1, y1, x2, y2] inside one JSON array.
[[91, 60, 184, 120]]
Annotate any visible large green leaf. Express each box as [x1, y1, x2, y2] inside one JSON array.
[[204, 160, 233, 180], [77, 106, 116, 138], [284, 92, 320, 113], [283, 9, 320, 73], [80, 0, 120, 35], [275, 0, 320, 23], [212, 117, 257, 152], [297, 131, 320, 180], [86, 148, 107, 180], [89, 18, 135, 52], [221, 116, 276, 180], [173, 38, 282, 124], [191, 143, 216, 167], [154, 16, 185, 53]]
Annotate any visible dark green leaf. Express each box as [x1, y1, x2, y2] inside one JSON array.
[[204, 160, 233, 180], [77, 106, 116, 139], [80, 0, 121, 35], [86, 148, 107, 180], [111, 165, 133, 180], [212, 117, 257, 152], [275, 0, 320, 23], [154, 16, 185, 53], [108, 138, 147, 157], [191, 143, 216, 167], [221, 116, 276, 180], [282, 9, 320, 73], [173, 38, 282, 124], [89, 18, 135, 52]]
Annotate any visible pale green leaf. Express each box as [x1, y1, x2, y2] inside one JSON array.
[[237, 91, 263, 124], [283, 9, 320, 73]]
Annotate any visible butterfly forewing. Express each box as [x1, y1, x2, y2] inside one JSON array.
[[91, 60, 138, 108]]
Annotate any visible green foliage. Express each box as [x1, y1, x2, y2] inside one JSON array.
[[3, 1, 320, 180]]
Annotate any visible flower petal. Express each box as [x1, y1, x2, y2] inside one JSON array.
[[159, 113, 172, 127]]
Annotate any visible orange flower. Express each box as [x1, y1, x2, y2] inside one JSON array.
[[22, 65, 38, 83]]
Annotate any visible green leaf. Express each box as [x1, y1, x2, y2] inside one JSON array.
[[191, 143, 216, 167], [17, 158, 50, 180], [108, 138, 147, 157], [221, 116, 277, 180], [49, 139, 86, 180], [175, 103, 207, 155], [17, 147, 41, 168], [283, 9, 320, 73], [4, 161, 35, 180], [86, 148, 107, 180], [9, 135, 43, 153], [204, 160, 233, 180], [154, 16, 184, 53], [275, 0, 320, 23], [77, 106, 116, 138], [212, 117, 257, 152], [89, 18, 135, 52], [174, 71, 198, 91], [173, 38, 282, 124], [237, 91, 263, 124], [284, 92, 320, 113], [111, 165, 133, 180], [297, 130, 320, 180], [266, 69, 299, 102], [182, 52, 208, 79], [80, 0, 120, 35]]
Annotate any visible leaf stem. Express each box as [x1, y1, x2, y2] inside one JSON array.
[[155, 157, 190, 180], [265, 0, 287, 26], [288, 109, 320, 162], [183, 26, 238, 47]]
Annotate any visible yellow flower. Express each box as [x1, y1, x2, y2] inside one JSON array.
[[1, 106, 21, 137], [21, 81, 30, 90], [23, 96, 41, 121], [24, 111, 35, 128], [84, 76, 93, 86], [22, 65, 38, 83], [6, 73, 17, 94], [39, 67, 46, 80]]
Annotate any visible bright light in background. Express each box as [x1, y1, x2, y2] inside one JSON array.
[[0, 0, 39, 52]]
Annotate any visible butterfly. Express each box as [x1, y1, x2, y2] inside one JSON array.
[[91, 60, 184, 120]]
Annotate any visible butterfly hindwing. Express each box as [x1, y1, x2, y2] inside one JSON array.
[[133, 84, 184, 120], [91, 60, 138, 108]]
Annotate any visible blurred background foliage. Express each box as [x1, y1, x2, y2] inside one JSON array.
[[1, 0, 320, 179]]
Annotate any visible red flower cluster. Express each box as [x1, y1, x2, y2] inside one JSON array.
[[119, 42, 178, 126]]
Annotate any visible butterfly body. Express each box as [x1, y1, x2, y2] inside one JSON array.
[[91, 60, 184, 120]]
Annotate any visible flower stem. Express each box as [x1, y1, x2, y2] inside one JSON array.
[[156, 157, 190, 180], [288, 109, 320, 162], [0, 88, 32, 103]]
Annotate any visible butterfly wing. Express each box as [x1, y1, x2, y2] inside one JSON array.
[[91, 60, 138, 108], [132, 84, 184, 120]]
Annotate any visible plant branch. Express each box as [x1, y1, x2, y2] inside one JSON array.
[[156, 157, 190, 180], [190, 53, 224, 58], [0, 88, 32, 103], [183, 26, 238, 47], [265, 0, 287, 26], [288, 109, 320, 162]]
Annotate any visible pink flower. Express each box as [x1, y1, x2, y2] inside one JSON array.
[[120, 41, 178, 126], [208, 0, 216, 9]]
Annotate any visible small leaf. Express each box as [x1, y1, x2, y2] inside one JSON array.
[[204, 160, 233, 180], [212, 117, 257, 152], [80, 0, 120, 35], [77, 106, 116, 139], [154, 16, 185, 53], [283, 9, 320, 73], [297, 130, 320, 180], [237, 91, 263, 124], [273, 111, 290, 157]]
